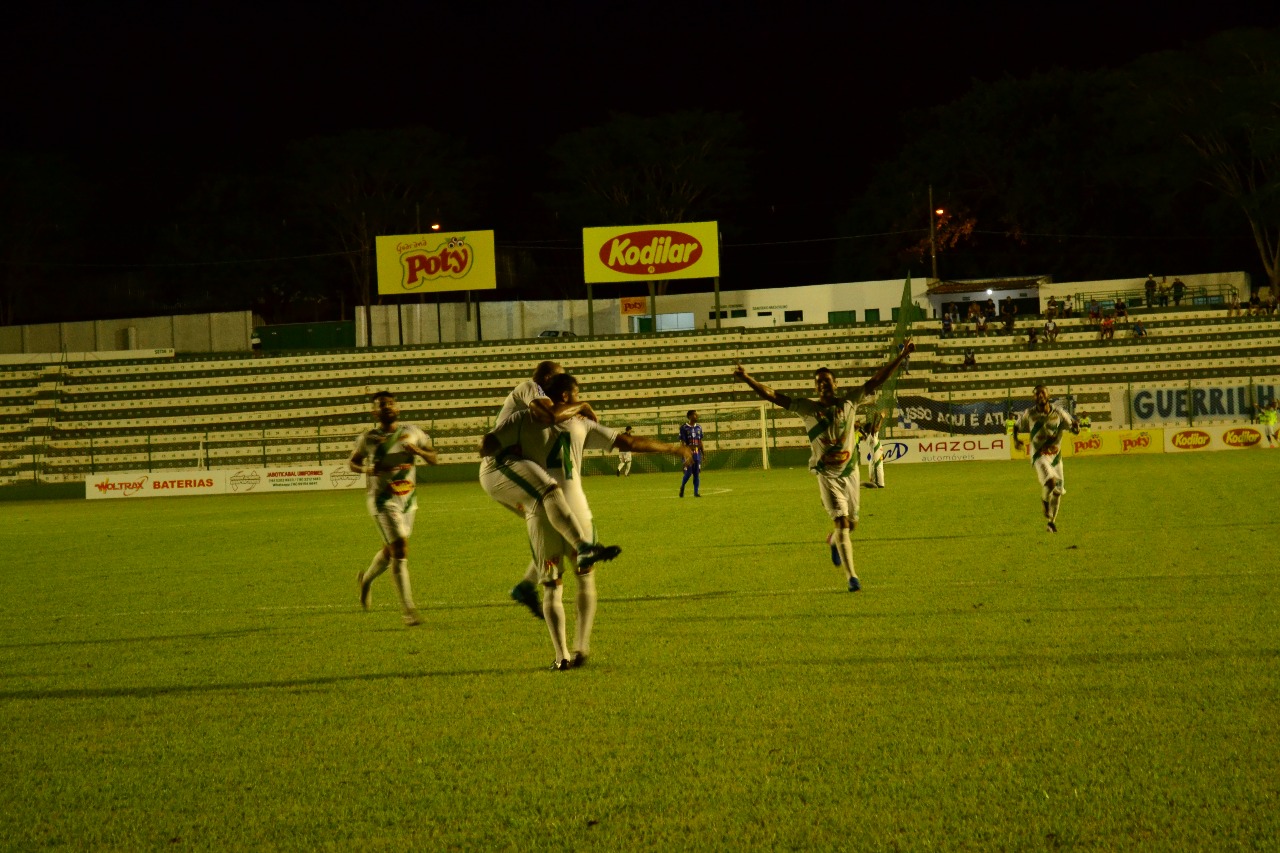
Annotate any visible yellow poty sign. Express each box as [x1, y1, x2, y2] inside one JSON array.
[[375, 231, 497, 295], [582, 221, 719, 284]]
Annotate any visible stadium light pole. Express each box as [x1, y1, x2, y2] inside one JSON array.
[[929, 185, 938, 282]]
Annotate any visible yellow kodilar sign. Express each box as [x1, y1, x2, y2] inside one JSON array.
[[375, 230, 497, 295], [582, 221, 719, 284]]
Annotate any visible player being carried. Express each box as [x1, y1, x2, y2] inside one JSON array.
[[733, 340, 914, 592], [1012, 384, 1080, 533], [481, 373, 692, 670], [481, 360, 615, 620]]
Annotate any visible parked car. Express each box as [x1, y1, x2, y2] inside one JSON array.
[[538, 330, 576, 338]]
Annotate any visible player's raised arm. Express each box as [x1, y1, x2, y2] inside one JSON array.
[[860, 338, 915, 397], [734, 364, 792, 409], [614, 432, 693, 466]]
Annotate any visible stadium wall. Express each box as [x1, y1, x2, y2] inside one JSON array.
[[0, 311, 255, 355]]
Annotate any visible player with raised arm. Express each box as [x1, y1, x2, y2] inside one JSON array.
[[1012, 384, 1080, 533], [734, 341, 914, 591], [350, 391, 440, 627], [482, 373, 692, 670], [482, 361, 612, 619]]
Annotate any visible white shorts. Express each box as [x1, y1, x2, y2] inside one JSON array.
[[1031, 451, 1066, 493], [528, 484, 595, 584], [479, 459, 559, 519], [368, 500, 416, 544], [816, 473, 860, 522]]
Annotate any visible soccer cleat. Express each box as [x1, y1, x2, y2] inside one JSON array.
[[510, 580, 543, 619], [577, 544, 622, 571], [570, 651, 589, 669], [1047, 521, 1058, 533], [551, 659, 571, 671], [358, 570, 372, 611], [403, 609, 423, 627], [848, 576, 862, 593]]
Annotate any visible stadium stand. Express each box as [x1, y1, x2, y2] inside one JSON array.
[[3, 305, 1279, 487]]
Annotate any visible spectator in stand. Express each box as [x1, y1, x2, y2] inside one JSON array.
[[1043, 318, 1059, 344], [1172, 277, 1186, 306], [1158, 278, 1171, 307], [975, 311, 989, 337], [966, 302, 983, 329], [1132, 320, 1148, 338], [1249, 291, 1263, 316], [1100, 314, 1115, 340], [1027, 327, 1038, 351], [1114, 297, 1128, 320], [1045, 296, 1059, 319], [1267, 293, 1279, 316], [1227, 292, 1242, 317], [962, 348, 977, 370], [1001, 300, 1018, 335], [941, 309, 954, 339], [985, 296, 996, 319], [1144, 274, 1158, 307], [1088, 299, 1101, 324]]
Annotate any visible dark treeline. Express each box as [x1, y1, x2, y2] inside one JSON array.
[[1, 28, 1276, 327]]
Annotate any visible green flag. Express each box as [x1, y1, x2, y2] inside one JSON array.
[[879, 274, 916, 418]]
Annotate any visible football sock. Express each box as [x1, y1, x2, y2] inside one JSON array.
[[542, 488, 592, 551], [390, 558, 416, 614], [834, 528, 856, 581], [680, 468, 693, 494], [363, 550, 390, 584], [1047, 493, 1061, 522], [574, 569, 597, 656], [692, 470, 700, 495], [542, 582, 569, 663]]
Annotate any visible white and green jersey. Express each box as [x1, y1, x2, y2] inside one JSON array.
[[481, 379, 552, 476], [353, 424, 429, 513], [1016, 405, 1075, 462], [548, 416, 619, 498], [789, 390, 867, 476]]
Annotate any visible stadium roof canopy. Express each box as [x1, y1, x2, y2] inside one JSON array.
[[926, 276, 1051, 295]]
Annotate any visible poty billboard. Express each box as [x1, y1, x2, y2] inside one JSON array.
[[582, 221, 720, 284], [375, 231, 497, 295]]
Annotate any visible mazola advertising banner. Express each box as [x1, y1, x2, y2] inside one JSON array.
[[1165, 423, 1270, 452], [864, 435, 1012, 465], [582, 221, 719, 283], [375, 231, 497, 295]]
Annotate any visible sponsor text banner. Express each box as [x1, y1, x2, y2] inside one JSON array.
[[582, 221, 720, 283], [375, 231, 497, 295], [1165, 424, 1267, 452]]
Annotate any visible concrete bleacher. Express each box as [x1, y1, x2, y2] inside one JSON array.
[[3, 308, 1279, 486]]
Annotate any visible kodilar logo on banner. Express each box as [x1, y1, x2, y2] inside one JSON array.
[[600, 230, 702, 276], [1223, 427, 1261, 448], [1171, 430, 1211, 450]]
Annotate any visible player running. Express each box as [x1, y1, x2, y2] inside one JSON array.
[[350, 391, 439, 627], [734, 341, 914, 592], [1012, 384, 1080, 533]]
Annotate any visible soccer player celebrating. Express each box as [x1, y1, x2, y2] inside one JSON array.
[[349, 391, 439, 627], [733, 340, 914, 592], [481, 373, 692, 670], [483, 361, 610, 619], [1012, 384, 1080, 533], [679, 410, 705, 497]]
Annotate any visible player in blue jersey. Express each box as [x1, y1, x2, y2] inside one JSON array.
[[349, 391, 439, 626], [679, 410, 705, 497], [734, 340, 914, 591]]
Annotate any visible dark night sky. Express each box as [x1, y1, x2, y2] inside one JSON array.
[[3, 1, 1278, 247]]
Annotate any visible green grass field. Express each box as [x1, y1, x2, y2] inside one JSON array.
[[1, 453, 1276, 850]]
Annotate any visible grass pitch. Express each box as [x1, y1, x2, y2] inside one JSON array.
[[0, 453, 1276, 850]]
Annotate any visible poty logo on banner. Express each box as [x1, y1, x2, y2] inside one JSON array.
[[399, 236, 472, 289], [1073, 436, 1102, 454], [1223, 427, 1261, 447], [94, 476, 149, 496], [600, 230, 702, 276], [1121, 434, 1152, 453], [1171, 430, 1210, 450]]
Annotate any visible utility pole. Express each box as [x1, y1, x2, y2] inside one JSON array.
[[929, 184, 938, 282]]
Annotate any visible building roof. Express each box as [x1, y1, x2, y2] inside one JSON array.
[[926, 276, 1050, 295]]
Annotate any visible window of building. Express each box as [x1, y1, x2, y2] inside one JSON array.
[[730, 309, 747, 318], [784, 310, 804, 322]]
